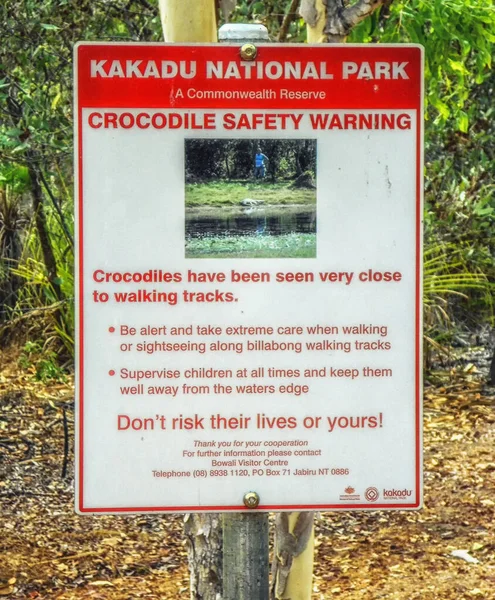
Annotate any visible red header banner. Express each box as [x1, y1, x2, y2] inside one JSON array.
[[76, 43, 422, 110]]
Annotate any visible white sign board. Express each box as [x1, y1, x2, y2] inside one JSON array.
[[75, 43, 423, 513]]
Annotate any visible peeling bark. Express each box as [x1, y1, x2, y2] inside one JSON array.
[[325, 0, 389, 42], [271, 512, 315, 599], [300, 0, 320, 27], [159, 4, 391, 600], [218, 0, 236, 21], [304, 0, 393, 43], [184, 513, 223, 600]]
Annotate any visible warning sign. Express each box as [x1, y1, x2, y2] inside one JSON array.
[[75, 43, 423, 513]]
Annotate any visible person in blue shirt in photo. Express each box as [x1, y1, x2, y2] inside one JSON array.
[[254, 147, 269, 179]]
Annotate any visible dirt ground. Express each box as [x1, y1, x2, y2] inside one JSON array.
[[1, 348, 494, 599]]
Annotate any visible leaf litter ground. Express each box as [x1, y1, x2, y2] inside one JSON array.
[[1, 348, 494, 599]]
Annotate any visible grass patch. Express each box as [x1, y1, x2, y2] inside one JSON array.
[[185, 233, 316, 259], [185, 181, 316, 207]]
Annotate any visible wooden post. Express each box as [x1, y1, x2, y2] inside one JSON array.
[[223, 512, 269, 600], [159, 0, 217, 42]]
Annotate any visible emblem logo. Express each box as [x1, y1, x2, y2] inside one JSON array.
[[365, 487, 379, 502]]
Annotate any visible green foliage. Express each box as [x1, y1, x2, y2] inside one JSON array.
[[422, 68, 495, 332], [186, 139, 316, 182], [424, 244, 491, 305], [229, 1, 495, 129], [348, 0, 495, 129], [230, 0, 307, 42], [0, 164, 30, 192], [0, 0, 161, 357], [18, 340, 66, 382], [423, 241, 493, 357], [0, 0, 161, 156], [11, 205, 75, 355]]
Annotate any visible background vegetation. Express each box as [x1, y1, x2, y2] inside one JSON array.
[[0, 0, 494, 368], [185, 138, 316, 182]]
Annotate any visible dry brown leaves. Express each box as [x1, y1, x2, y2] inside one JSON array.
[[313, 366, 495, 599], [1, 349, 494, 599]]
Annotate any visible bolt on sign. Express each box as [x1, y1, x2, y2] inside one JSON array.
[[75, 43, 423, 514]]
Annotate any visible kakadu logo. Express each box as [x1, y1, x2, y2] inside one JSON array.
[[383, 488, 413, 499]]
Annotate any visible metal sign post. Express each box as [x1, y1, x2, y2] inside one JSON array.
[[223, 492, 268, 600], [218, 25, 271, 600]]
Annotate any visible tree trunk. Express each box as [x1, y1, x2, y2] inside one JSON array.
[[159, 0, 217, 42], [272, 4, 392, 599], [301, 0, 326, 42], [157, 4, 221, 600], [271, 513, 314, 600], [27, 151, 62, 304], [0, 189, 24, 319], [184, 514, 223, 600]]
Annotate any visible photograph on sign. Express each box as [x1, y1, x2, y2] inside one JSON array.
[[184, 138, 317, 259], [75, 43, 423, 513]]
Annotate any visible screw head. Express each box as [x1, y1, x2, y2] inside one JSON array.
[[240, 43, 257, 61], [243, 491, 260, 509]]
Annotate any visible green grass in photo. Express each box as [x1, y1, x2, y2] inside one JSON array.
[[185, 233, 316, 259], [185, 181, 316, 207]]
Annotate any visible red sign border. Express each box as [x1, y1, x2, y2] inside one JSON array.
[[75, 43, 423, 514]]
